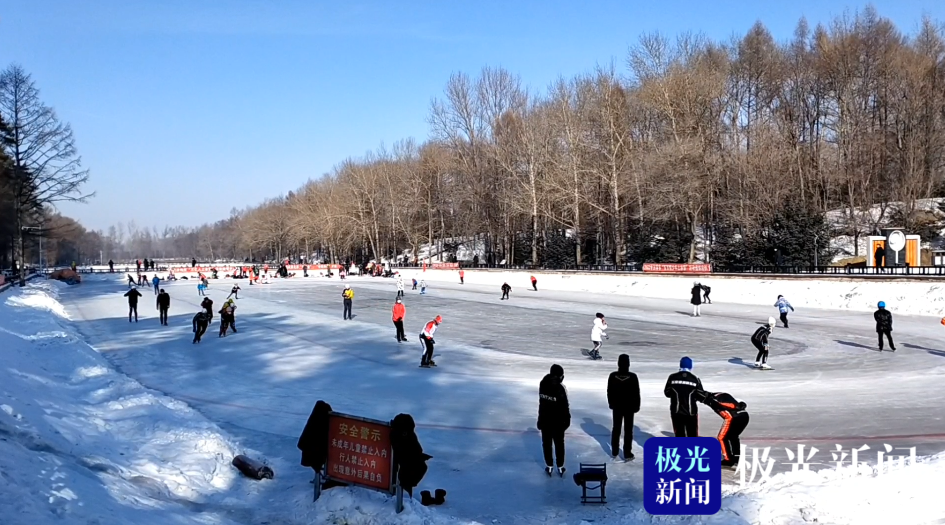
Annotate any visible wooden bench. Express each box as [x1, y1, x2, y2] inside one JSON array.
[[572, 463, 607, 504]]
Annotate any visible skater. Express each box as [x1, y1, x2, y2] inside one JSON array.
[[138, 273, 147, 287], [392, 298, 406, 342], [412, 278, 418, 291], [156, 288, 170, 326], [201, 297, 214, 324], [192, 311, 209, 343], [537, 364, 570, 477], [419, 315, 442, 367], [607, 354, 640, 461], [664, 357, 703, 437], [774, 295, 794, 328], [459, 269, 464, 284], [124, 287, 143, 323], [342, 284, 354, 320], [197, 282, 206, 296], [219, 300, 236, 337], [136, 259, 142, 272], [875, 301, 896, 351], [396, 276, 405, 298], [191, 257, 197, 268], [690, 282, 703, 316], [696, 390, 749, 468], [701, 283, 712, 304], [419, 280, 426, 295], [108, 259, 114, 273], [501, 282, 511, 300], [228, 284, 241, 300], [751, 318, 776, 368], [127, 274, 136, 288], [152, 274, 160, 295], [143, 258, 150, 272], [530, 275, 537, 291], [590, 313, 607, 359]]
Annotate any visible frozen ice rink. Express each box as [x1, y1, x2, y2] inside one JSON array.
[[61, 274, 945, 524]]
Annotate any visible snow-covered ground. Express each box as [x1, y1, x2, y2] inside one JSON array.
[[403, 268, 945, 317], [5, 275, 945, 524]]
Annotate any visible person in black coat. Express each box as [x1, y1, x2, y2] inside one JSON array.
[[538, 364, 570, 476], [874, 301, 895, 351], [192, 311, 209, 343], [690, 282, 703, 317], [607, 354, 640, 461], [297, 400, 333, 476], [695, 391, 749, 467], [156, 289, 171, 326], [390, 413, 431, 497], [124, 288, 142, 323], [664, 356, 703, 437], [501, 282, 511, 300], [874, 245, 885, 270]]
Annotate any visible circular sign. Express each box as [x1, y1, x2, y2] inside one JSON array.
[[887, 230, 906, 252]]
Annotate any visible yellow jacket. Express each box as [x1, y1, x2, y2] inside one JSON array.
[[343, 289, 354, 300]]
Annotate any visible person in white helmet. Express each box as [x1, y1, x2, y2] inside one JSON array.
[[342, 284, 354, 320], [750, 317, 776, 369]]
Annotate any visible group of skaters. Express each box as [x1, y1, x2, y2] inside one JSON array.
[[121, 277, 242, 343], [536, 353, 748, 476]]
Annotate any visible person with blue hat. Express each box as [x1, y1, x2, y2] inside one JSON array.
[[664, 356, 703, 437], [874, 301, 895, 351]]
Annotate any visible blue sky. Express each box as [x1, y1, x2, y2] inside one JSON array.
[[2, 0, 943, 231]]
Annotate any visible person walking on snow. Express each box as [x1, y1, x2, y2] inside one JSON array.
[[156, 289, 171, 326], [396, 276, 405, 298], [501, 282, 511, 300], [419, 315, 442, 367], [125, 287, 143, 323], [590, 313, 608, 359], [419, 280, 427, 295], [690, 282, 703, 316], [392, 298, 406, 342], [875, 301, 896, 351], [751, 318, 776, 369], [530, 275, 538, 291], [696, 390, 749, 468], [607, 354, 640, 461], [192, 311, 209, 343], [538, 364, 570, 477], [342, 284, 354, 320], [152, 275, 160, 295], [774, 295, 794, 328], [664, 357, 703, 437]]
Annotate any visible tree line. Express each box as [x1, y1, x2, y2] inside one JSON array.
[[8, 8, 945, 272], [206, 9, 945, 269]]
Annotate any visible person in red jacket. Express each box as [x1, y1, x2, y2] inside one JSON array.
[[419, 315, 442, 367], [459, 269, 465, 284], [392, 298, 406, 342], [530, 275, 538, 291]]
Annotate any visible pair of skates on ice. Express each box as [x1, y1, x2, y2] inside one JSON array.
[[544, 465, 567, 477]]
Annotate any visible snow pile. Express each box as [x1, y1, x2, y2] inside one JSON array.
[[405, 269, 945, 316], [0, 281, 249, 525]]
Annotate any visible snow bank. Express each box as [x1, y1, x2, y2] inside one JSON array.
[[405, 269, 945, 317], [0, 281, 249, 525]]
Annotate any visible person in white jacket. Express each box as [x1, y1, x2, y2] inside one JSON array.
[[591, 313, 608, 359], [396, 276, 405, 298]]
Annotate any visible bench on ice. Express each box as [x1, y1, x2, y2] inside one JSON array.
[[572, 463, 607, 504]]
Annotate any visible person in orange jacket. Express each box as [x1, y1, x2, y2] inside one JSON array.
[[392, 298, 406, 342], [459, 269, 465, 284], [530, 275, 538, 291]]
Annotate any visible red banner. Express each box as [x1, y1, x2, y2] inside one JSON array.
[[431, 263, 459, 269], [642, 263, 712, 274], [325, 413, 394, 493]]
